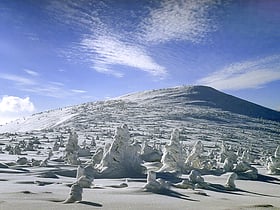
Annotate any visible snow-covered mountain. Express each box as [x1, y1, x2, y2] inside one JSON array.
[[0, 85, 279, 153], [119, 85, 280, 121]]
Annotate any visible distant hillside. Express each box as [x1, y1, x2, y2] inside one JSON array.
[[0, 85, 279, 154]]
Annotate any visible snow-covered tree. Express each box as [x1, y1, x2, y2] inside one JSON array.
[[96, 124, 144, 178], [64, 130, 80, 165], [158, 128, 184, 173]]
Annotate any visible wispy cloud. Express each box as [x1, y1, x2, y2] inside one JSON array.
[[140, 0, 218, 44], [46, 1, 101, 33], [24, 32, 40, 41], [0, 73, 87, 98], [24, 69, 39, 76], [46, 1, 219, 78], [46, 1, 169, 78], [197, 55, 280, 90], [19, 82, 88, 98], [0, 73, 36, 85], [49, 81, 65, 86], [20, 84, 68, 98], [71, 89, 87, 94], [81, 35, 167, 78]]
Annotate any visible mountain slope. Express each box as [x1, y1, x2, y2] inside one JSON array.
[[0, 85, 279, 155]]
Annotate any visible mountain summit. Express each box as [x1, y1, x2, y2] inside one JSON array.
[[119, 85, 280, 121]]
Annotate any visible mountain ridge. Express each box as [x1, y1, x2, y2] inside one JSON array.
[[0, 85, 279, 134], [118, 85, 280, 121]]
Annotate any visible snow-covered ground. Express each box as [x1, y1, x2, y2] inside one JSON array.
[[0, 163, 279, 210], [0, 85, 280, 209]]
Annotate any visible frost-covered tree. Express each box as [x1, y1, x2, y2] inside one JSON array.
[[65, 130, 79, 154], [158, 128, 184, 173], [91, 147, 104, 165], [140, 140, 162, 162], [223, 157, 234, 172], [233, 160, 258, 179], [96, 124, 144, 178], [64, 130, 80, 165], [267, 145, 280, 175], [143, 171, 170, 192], [185, 140, 205, 169], [53, 140, 59, 151], [219, 141, 237, 166], [275, 145, 280, 158], [225, 172, 237, 189]]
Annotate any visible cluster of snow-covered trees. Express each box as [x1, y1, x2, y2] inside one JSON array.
[[59, 124, 280, 180]]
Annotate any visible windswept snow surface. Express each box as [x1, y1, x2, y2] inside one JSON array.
[[0, 107, 77, 133]]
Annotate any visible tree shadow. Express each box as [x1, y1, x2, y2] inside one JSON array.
[[144, 188, 199, 202], [201, 182, 280, 198], [236, 188, 280, 198], [256, 174, 280, 186], [205, 184, 244, 196], [77, 200, 103, 207]]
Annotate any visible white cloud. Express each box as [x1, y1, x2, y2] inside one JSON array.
[[81, 36, 168, 78], [71, 89, 87, 94], [0, 73, 36, 85], [24, 69, 39, 76], [140, 0, 218, 43], [0, 96, 35, 125], [198, 55, 280, 90], [0, 96, 35, 113]]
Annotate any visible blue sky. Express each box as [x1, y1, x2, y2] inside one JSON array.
[[0, 0, 280, 124]]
